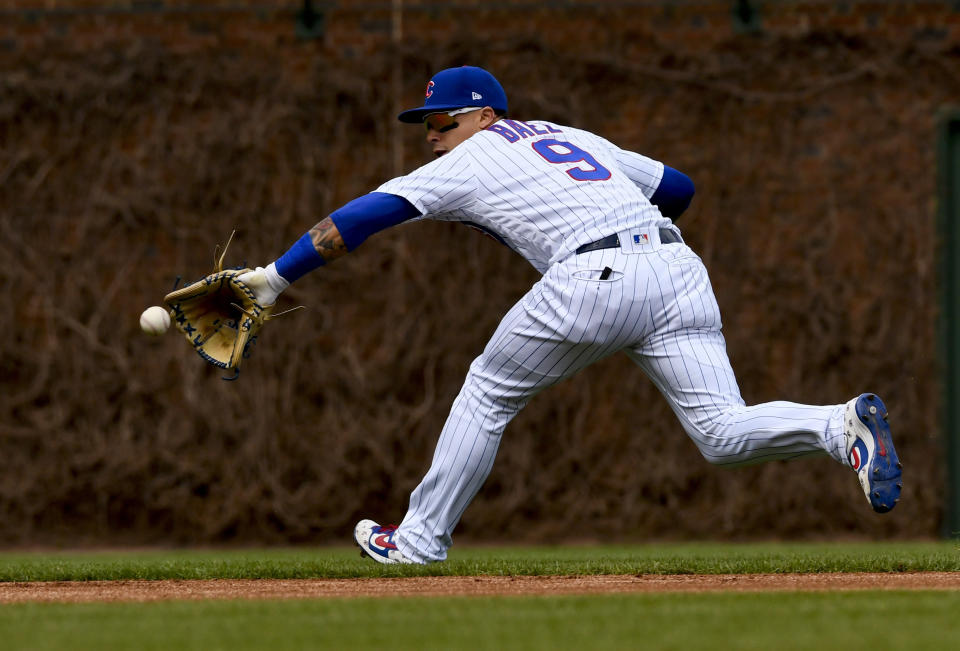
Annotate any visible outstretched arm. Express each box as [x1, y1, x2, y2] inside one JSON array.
[[240, 193, 420, 305], [308, 218, 349, 263]]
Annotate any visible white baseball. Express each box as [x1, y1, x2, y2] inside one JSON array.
[[140, 305, 171, 336]]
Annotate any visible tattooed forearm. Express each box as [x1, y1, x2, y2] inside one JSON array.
[[309, 217, 349, 263]]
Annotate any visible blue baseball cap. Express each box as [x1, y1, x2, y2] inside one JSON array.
[[398, 66, 508, 123]]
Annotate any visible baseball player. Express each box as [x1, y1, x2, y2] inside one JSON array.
[[238, 66, 902, 564]]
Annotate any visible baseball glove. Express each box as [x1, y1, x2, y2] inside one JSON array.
[[163, 236, 273, 377]]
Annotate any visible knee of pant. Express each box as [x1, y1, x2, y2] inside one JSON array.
[[461, 378, 533, 431], [695, 446, 742, 468], [463, 379, 523, 414], [681, 418, 743, 467], [465, 360, 531, 402], [686, 435, 744, 468]]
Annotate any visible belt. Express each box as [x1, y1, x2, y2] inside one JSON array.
[[576, 228, 681, 254]]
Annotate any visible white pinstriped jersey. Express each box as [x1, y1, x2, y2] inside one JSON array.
[[377, 119, 674, 273]]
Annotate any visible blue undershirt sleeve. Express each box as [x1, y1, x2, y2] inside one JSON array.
[[274, 233, 325, 282], [650, 166, 695, 219], [273, 192, 421, 283], [330, 192, 422, 252]]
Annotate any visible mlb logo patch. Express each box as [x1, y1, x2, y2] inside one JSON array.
[[620, 229, 655, 254]]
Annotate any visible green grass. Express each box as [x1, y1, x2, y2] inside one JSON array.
[[0, 542, 956, 650], [0, 541, 955, 582], [1, 591, 958, 651]]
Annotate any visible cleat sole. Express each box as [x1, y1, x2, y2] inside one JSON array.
[[854, 394, 902, 513]]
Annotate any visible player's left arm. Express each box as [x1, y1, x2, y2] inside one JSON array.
[[238, 192, 421, 305], [650, 166, 695, 219], [607, 145, 694, 219]]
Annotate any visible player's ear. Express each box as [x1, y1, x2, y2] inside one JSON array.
[[478, 107, 498, 128]]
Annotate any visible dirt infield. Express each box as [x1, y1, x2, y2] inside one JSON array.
[[1, 573, 957, 603]]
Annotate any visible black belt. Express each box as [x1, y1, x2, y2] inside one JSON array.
[[576, 229, 681, 254]]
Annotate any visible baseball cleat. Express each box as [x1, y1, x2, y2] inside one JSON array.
[[354, 519, 418, 564], [844, 393, 902, 513]]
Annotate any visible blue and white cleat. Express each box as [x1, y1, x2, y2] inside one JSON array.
[[354, 519, 418, 564], [844, 393, 902, 513]]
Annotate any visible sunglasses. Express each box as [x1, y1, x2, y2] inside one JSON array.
[[423, 107, 483, 133]]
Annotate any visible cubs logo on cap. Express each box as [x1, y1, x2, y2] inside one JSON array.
[[398, 66, 508, 123]]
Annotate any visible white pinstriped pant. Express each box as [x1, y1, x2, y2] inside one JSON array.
[[395, 230, 848, 563]]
